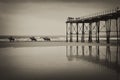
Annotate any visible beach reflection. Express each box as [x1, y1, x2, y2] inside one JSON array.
[[66, 45, 120, 72], [0, 45, 119, 80]]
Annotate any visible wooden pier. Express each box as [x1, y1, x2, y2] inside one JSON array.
[[66, 7, 120, 44]]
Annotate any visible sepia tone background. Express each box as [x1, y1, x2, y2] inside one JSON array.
[[0, 0, 120, 36]]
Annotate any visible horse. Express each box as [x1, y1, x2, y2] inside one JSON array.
[[30, 37, 37, 41], [43, 37, 51, 41], [8, 36, 15, 42]]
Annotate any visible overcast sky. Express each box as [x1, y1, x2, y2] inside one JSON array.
[[0, 0, 120, 36]]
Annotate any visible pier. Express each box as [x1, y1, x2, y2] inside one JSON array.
[[66, 7, 120, 44]]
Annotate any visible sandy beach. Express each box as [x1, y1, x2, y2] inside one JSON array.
[[0, 41, 118, 48]]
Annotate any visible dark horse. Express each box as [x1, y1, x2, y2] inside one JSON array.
[[30, 37, 37, 41], [43, 37, 51, 41], [8, 36, 15, 42]]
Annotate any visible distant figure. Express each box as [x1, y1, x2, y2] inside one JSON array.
[[43, 37, 51, 41], [30, 37, 37, 41], [67, 17, 74, 21], [8, 36, 15, 42]]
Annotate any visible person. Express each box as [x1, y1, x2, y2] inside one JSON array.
[[8, 36, 15, 42], [43, 37, 50, 41], [30, 37, 37, 41]]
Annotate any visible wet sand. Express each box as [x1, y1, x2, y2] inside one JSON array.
[[0, 41, 118, 48]]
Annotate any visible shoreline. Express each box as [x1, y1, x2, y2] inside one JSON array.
[[0, 41, 118, 48]]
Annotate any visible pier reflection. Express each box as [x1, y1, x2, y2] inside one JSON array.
[[66, 45, 120, 73]]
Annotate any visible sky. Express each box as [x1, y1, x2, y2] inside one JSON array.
[[0, 0, 120, 36]]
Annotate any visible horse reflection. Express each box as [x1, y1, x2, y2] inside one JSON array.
[[66, 45, 120, 73]]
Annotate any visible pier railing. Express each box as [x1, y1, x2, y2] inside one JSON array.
[[67, 7, 120, 22]]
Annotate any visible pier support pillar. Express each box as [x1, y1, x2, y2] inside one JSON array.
[[118, 17, 120, 46], [66, 23, 68, 42], [105, 20, 111, 44], [81, 23, 85, 42], [116, 18, 119, 45], [76, 23, 79, 42], [96, 21, 100, 43], [88, 22, 92, 42], [70, 23, 73, 42], [116, 7, 120, 45], [116, 18, 120, 46]]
